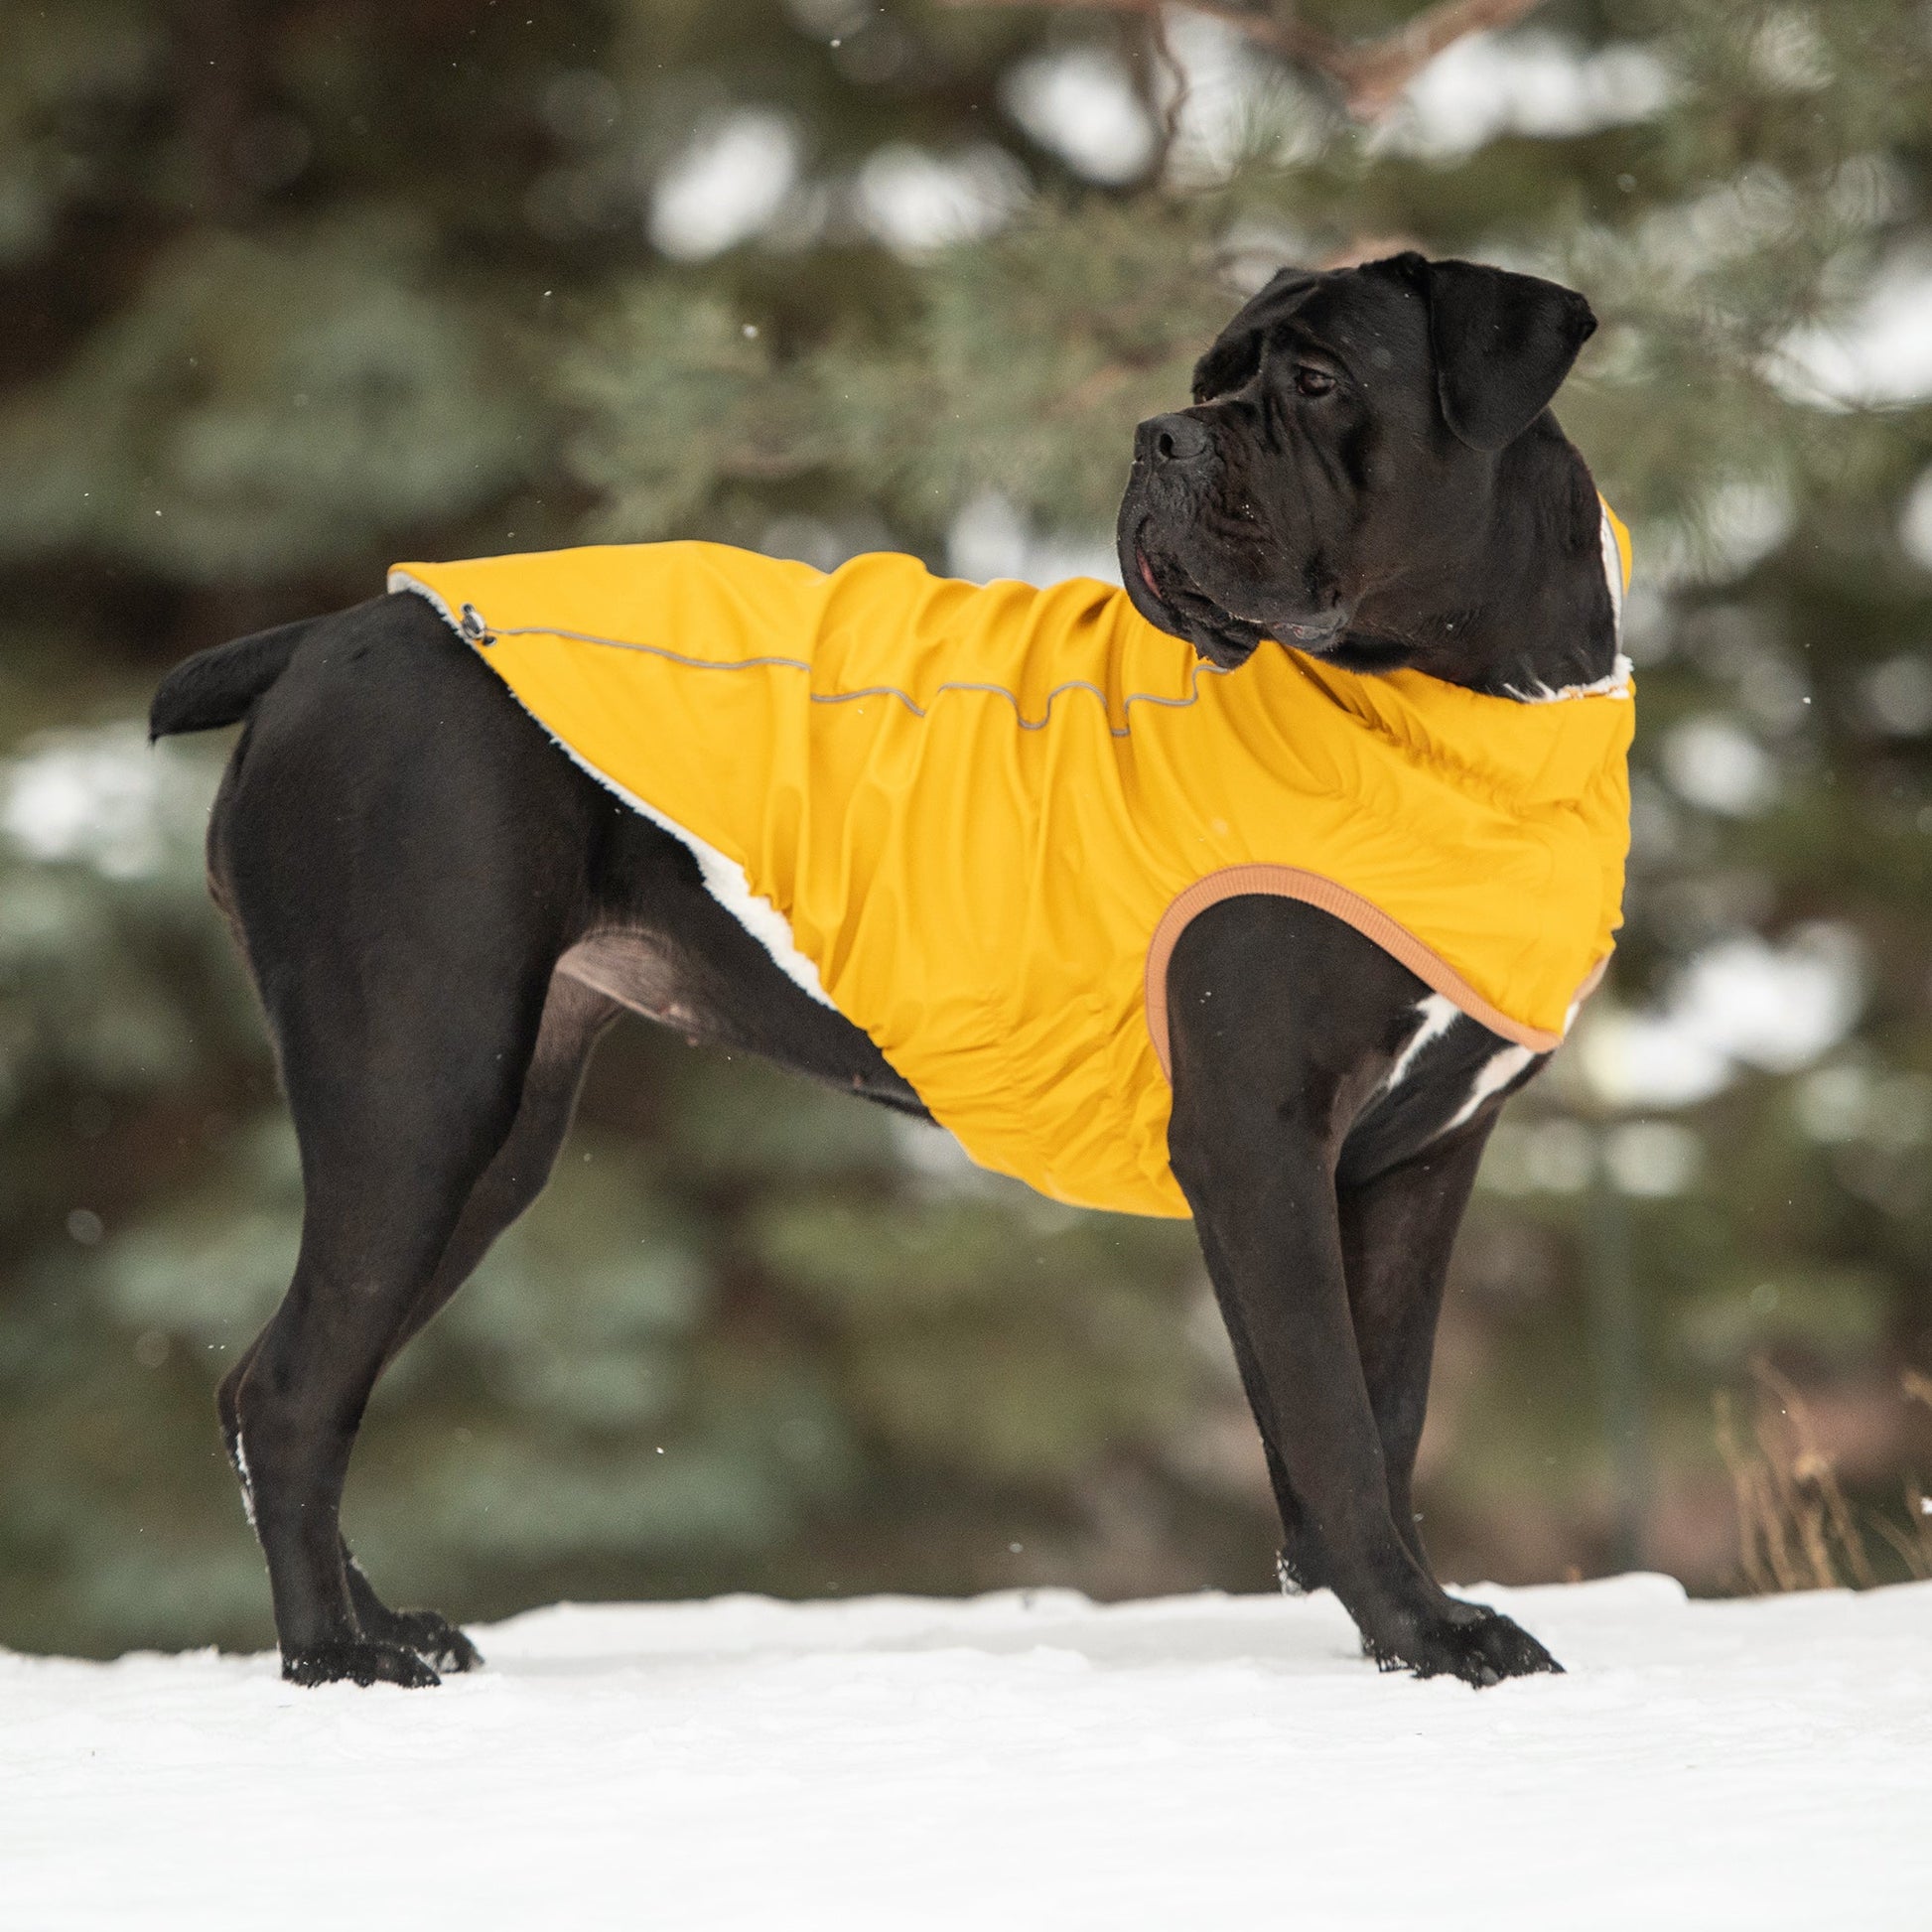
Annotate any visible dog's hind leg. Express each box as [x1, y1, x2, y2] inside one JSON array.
[[207, 596, 608, 1685], [220, 955, 555, 1686], [333, 969, 621, 1673]]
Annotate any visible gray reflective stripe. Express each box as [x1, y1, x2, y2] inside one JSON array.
[[390, 569, 1625, 727], [388, 573, 833, 1005], [471, 619, 1232, 740]]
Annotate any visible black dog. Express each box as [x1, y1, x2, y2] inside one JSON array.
[[151, 252, 1614, 1689]]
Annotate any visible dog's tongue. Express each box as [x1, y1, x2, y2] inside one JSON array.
[[1137, 552, 1162, 599]]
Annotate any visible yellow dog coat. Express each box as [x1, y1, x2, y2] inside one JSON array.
[[391, 521, 1633, 1218]]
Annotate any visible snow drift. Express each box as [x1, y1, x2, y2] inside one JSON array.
[[2, 1575, 1925, 1929]]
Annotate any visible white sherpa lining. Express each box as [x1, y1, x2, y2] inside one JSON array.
[[389, 568, 836, 1011]]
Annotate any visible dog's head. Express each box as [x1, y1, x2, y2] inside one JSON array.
[[1117, 252, 1598, 675]]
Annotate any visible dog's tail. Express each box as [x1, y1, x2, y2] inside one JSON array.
[[149, 618, 317, 740]]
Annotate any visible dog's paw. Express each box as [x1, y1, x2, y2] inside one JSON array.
[[1364, 1602, 1563, 1688], [282, 1640, 442, 1689], [376, 1608, 483, 1675]]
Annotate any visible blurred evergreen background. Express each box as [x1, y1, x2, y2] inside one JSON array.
[[4, 0, 1932, 1658]]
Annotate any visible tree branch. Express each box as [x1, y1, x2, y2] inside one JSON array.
[[943, 0, 1548, 121], [1332, 0, 1550, 117]]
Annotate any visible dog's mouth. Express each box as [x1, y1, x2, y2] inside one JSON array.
[[1129, 538, 1344, 669], [1130, 542, 1263, 668]]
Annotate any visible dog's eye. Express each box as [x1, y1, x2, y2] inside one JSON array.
[[1294, 366, 1336, 398]]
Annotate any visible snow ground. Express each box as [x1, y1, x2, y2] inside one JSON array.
[[3, 1575, 1926, 1930]]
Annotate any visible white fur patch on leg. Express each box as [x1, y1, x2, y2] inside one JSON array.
[[230, 1433, 258, 1533]]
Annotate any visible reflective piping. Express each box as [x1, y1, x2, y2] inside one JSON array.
[[389, 574, 835, 1009], [1144, 864, 1588, 1075], [393, 556, 1629, 1071], [386, 572, 1231, 741], [391, 510, 1635, 729]]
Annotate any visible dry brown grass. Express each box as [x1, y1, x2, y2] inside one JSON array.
[[1715, 1361, 1932, 1592]]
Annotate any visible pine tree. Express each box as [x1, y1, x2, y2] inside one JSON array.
[[4, 0, 1931, 1655]]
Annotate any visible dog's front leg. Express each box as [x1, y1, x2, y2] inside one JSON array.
[[1165, 903, 1559, 1686]]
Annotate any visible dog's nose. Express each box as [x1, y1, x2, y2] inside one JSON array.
[[1140, 413, 1211, 468]]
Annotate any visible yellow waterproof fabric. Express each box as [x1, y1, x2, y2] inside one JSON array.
[[390, 539, 1634, 1218]]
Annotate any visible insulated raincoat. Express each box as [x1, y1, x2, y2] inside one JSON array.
[[392, 520, 1633, 1218]]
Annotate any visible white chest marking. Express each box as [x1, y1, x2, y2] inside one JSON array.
[[1386, 992, 1461, 1090], [1443, 1043, 1537, 1133]]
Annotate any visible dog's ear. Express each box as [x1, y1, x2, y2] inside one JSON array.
[[1404, 255, 1598, 452], [1192, 266, 1316, 403]]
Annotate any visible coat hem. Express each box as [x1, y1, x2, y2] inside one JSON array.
[[1143, 865, 1587, 1075]]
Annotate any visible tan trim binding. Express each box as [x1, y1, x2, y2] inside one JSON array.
[[1145, 865, 1588, 1076]]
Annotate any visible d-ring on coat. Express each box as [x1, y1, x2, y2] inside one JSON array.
[[392, 519, 1634, 1219]]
